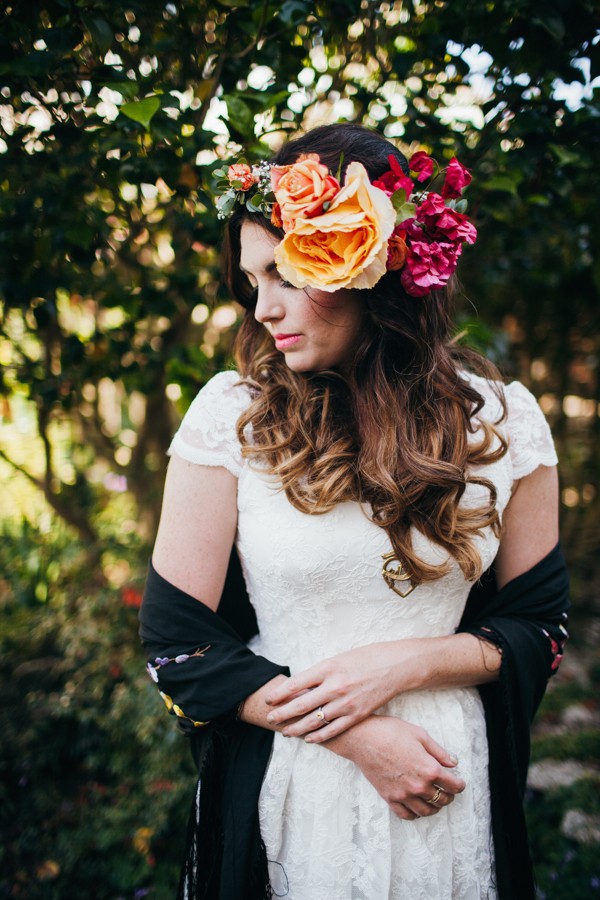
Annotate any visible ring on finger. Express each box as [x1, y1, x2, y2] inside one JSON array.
[[426, 785, 444, 806], [315, 706, 331, 725]]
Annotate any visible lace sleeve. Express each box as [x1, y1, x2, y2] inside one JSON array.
[[167, 370, 250, 477], [504, 381, 558, 481]]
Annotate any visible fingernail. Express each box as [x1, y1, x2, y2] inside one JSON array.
[[304, 735, 314, 743], [266, 714, 274, 723], [282, 729, 290, 737], [449, 755, 458, 765], [265, 697, 273, 705]]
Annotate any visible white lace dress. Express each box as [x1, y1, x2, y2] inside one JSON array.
[[168, 370, 558, 900]]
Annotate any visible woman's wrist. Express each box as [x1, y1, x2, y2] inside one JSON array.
[[378, 634, 501, 697], [237, 673, 290, 729], [321, 716, 375, 761]]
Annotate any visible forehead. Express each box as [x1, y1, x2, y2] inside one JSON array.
[[239, 219, 279, 274]]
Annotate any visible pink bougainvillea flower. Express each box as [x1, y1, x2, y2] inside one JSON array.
[[413, 192, 447, 224], [400, 240, 461, 297], [414, 193, 477, 246], [442, 157, 472, 199], [409, 151, 435, 182], [373, 154, 414, 198], [433, 208, 477, 245]]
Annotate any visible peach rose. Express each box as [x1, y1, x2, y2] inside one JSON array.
[[227, 163, 257, 191], [271, 154, 340, 231], [273, 161, 396, 291]]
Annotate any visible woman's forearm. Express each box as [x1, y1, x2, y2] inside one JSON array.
[[394, 633, 502, 692], [261, 633, 501, 744]]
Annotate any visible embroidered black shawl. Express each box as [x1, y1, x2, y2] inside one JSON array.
[[139, 543, 569, 900]]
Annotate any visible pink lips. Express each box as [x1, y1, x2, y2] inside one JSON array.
[[274, 334, 301, 350]]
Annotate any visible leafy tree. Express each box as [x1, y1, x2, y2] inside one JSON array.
[[1, 0, 598, 558]]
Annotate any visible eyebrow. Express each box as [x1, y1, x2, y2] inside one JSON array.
[[239, 260, 278, 276]]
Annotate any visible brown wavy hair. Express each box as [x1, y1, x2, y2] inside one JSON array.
[[224, 124, 507, 583]]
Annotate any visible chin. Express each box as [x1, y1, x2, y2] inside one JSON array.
[[283, 353, 313, 372]]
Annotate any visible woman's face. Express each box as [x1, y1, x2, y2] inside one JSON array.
[[240, 219, 365, 374]]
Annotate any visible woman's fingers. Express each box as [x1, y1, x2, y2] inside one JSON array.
[[389, 785, 456, 820], [419, 730, 460, 770], [265, 667, 323, 706], [266, 689, 328, 726], [279, 709, 352, 742]]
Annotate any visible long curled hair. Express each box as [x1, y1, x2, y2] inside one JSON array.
[[224, 124, 507, 584]]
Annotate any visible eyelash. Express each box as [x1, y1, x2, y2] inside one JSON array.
[[247, 278, 296, 299]]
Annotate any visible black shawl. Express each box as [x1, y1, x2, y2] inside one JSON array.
[[139, 542, 569, 900]]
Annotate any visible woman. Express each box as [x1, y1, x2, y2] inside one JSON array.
[[140, 124, 569, 900]]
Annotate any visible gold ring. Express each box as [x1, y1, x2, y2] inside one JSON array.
[[427, 785, 443, 805]]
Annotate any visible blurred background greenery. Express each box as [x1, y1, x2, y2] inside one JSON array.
[[0, 1, 599, 897]]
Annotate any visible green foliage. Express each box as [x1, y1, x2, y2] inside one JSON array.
[[0, 527, 195, 899]]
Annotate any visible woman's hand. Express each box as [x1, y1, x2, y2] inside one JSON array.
[[328, 715, 466, 820], [265, 641, 422, 742]]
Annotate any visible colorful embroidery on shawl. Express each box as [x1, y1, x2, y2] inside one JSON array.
[[543, 612, 569, 674], [145, 645, 211, 728], [145, 645, 210, 682], [158, 690, 209, 728]]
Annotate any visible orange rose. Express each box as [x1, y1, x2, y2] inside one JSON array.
[[272, 154, 340, 231], [387, 229, 408, 271], [273, 161, 396, 291], [227, 163, 257, 191], [271, 202, 283, 229]]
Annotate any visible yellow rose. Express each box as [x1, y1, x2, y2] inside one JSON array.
[[273, 162, 395, 291]]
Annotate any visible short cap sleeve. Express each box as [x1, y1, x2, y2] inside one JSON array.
[[167, 370, 251, 477], [504, 381, 558, 480]]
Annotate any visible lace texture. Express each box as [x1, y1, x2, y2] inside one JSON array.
[[169, 371, 558, 900], [168, 370, 250, 476]]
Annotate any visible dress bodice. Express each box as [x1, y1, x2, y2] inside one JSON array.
[[168, 368, 558, 899], [168, 368, 556, 672]]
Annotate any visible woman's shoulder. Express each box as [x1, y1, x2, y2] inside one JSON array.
[[462, 370, 558, 480], [167, 370, 253, 476], [462, 369, 547, 419], [192, 369, 252, 408]]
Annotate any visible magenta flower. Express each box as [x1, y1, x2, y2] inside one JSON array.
[[401, 240, 461, 297], [414, 193, 446, 225], [414, 194, 477, 246], [442, 157, 472, 199], [409, 151, 435, 183], [374, 154, 414, 198]]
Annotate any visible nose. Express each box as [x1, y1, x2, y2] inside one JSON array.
[[254, 282, 285, 325]]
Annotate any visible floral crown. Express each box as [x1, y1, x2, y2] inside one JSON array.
[[213, 149, 477, 297]]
